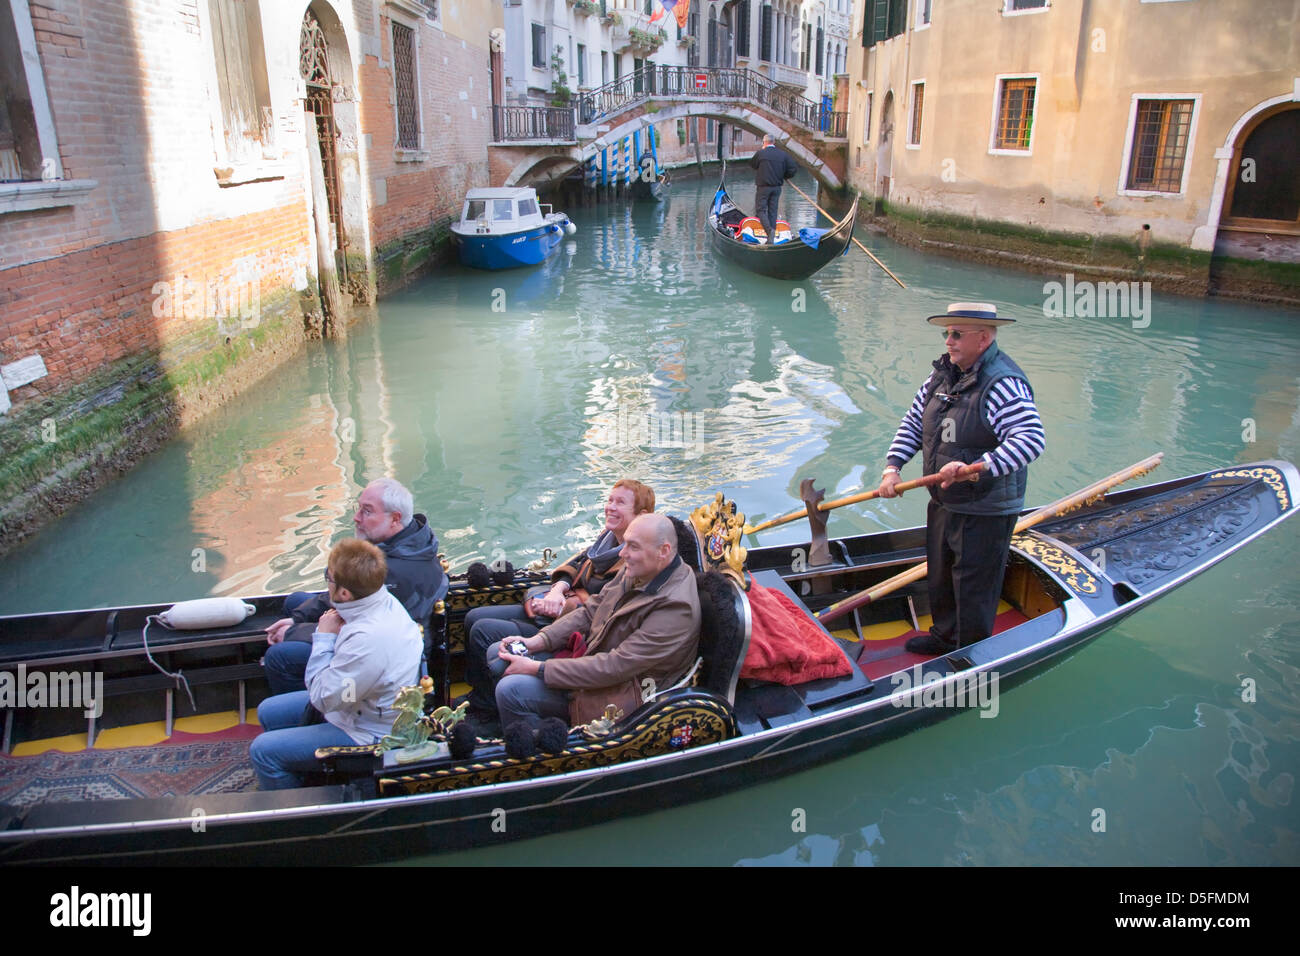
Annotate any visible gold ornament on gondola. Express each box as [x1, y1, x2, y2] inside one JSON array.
[[689, 492, 748, 589]]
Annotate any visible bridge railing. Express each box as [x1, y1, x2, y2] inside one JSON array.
[[493, 105, 576, 142], [575, 66, 848, 138]]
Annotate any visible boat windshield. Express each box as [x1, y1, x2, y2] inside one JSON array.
[[493, 199, 514, 220], [518, 197, 538, 218], [464, 200, 487, 221]]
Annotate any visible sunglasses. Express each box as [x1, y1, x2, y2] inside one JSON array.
[[943, 328, 985, 340]]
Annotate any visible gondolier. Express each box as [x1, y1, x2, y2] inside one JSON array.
[[877, 303, 1046, 654], [749, 133, 797, 242]]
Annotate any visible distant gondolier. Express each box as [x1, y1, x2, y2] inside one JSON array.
[[750, 133, 797, 243], [877, 304, 1046, 654]]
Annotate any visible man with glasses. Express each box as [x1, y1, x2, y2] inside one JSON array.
[[262, 477, 446, 694], [876, 303, 1046, 655], [250, 538, 421, 789]]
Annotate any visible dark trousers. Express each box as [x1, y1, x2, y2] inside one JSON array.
[[925, 500, 1017, 648], [755, 185, 782, 241], [463, 605, 541, 714]]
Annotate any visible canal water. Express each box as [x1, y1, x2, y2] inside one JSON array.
[[2, 173, 1297, 865]]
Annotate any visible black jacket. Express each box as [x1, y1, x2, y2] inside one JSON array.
[[750, 145, 798, 187]]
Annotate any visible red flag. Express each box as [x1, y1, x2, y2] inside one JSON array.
[[675, 0, 691, 30]]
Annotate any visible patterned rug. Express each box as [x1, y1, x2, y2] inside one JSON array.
[[0, 725, 261, 805]]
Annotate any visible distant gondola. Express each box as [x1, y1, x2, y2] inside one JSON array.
[[708, 180, 857, 280]]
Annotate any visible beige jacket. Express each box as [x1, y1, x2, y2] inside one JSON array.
[[538, 556, 701, 692]]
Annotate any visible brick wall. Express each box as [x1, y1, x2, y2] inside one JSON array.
[[363, 13, 496, 253], [2, 201, 310, 400]]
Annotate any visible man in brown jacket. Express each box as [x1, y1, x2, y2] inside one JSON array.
[[494, 513, 701, 728]]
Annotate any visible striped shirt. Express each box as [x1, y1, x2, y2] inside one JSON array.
[[886, 372, 1046, 478]]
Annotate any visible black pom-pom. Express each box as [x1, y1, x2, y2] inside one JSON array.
[[491, 561, 515, 586], [536, 717, 569, 754], [466, 562, 492, 588], [503, 721, 538, 759], [449, 721, 476, 760]]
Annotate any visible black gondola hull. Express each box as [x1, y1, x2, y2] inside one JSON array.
[[708, 184, 858, 280]]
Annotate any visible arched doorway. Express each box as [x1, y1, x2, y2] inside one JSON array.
[[1221, 105, 1300, 233], [298, 3, 369, 328]]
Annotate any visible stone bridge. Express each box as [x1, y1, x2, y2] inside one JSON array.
[[488, 67, 848, 192]]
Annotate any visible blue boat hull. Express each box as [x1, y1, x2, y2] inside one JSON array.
[[454, 223, 563, 270]]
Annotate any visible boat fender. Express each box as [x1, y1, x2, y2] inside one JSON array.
[[157, 597, 256, 630], [564, 220, 577, 236]]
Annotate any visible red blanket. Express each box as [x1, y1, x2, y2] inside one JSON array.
[[741, 583, 853, 685]]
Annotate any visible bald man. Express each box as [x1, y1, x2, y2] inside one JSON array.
[[493, 513, 701, 729]]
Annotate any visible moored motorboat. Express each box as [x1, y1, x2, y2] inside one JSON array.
[[449, 187, 576, 271], [708, 180, 857, 280], [0, 459, 1295, 864]]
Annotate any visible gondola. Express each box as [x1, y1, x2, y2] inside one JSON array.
[[708, 180, 858, 280], [0, 459, 1295, 865]]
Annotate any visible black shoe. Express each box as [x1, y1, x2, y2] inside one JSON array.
[[904, 631, 958, 655]]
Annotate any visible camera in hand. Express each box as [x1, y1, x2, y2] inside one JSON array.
[[507, 640, 530, 657]]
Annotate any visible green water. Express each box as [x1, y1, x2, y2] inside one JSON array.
[[1, 174, 1297, 865]]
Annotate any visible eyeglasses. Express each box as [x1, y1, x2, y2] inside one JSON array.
[[324, 568, 335, 585], [944, 328, 984, 340]]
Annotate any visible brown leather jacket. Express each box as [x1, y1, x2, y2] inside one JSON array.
[[538, 556, 700, 692]]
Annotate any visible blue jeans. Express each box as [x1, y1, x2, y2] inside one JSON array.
[[261, 592, 322, 695], [249, 691, 354, 790], [492, 640, 566, 729], [463, 604, 541, 714], [264, 640, 313, 696]]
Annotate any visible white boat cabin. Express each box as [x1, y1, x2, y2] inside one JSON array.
[[456, 187, 550, 235]]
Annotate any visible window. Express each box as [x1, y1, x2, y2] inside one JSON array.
[[577, 43, 586, 86], [492, 198, 514, 220], [862, 0, 906, 47], [916, 0, 931, 28], [1121, 96, 1196, 194], [992, 76, 1036, 152], [760, 3, 772, 61], [863, 91, 872, 144], [518, 197, 537, 217], [1004, 0, 1048, 12], [1, 0, 59, 185], [209, 0, 275, 164], [391, 22, 419, 149], [531, 22, 546, 68], [677, 118, 686, 145], [908, 81, 924, 147], [736, 0, 750, 57], [707, 118, 715, 143]]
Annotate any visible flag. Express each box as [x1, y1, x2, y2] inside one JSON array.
[[649, 1, 670, 24], [674, 0, 690, 30]]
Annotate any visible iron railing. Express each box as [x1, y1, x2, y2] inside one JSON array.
[[492, 105, 576, 142], [576, 66, 847, 138]]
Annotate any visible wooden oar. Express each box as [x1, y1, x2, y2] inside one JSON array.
[[787, 181, 906, 289], [816, 453, 1165, 624], [743, 463, 984, 535]]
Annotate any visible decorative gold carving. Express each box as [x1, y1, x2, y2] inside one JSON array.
[[689, 492, 749, 589], [379, 696, 735, 795], [527, 548, 557, 571], [1210, 467, 1290, 512], [1011, 534, 1099, 596]]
